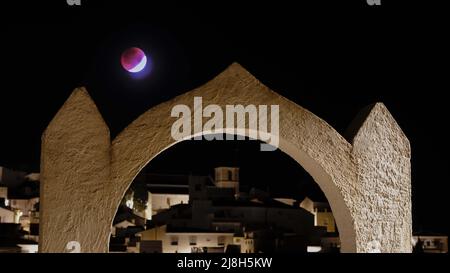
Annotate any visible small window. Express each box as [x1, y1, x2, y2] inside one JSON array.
[[228, 170, 233, 181], [218, 236, 225, 246], [189, 236, 197, 246], [171, 236, 178, 246]]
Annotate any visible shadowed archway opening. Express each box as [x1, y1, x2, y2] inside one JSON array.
[[109, 134, 341, 253]]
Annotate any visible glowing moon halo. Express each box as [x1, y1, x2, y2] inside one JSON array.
[[121, 47, 147, 73]]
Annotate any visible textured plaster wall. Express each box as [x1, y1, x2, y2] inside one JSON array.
[[40, 90, 111, 252], [40, 63, 412, 253], [350, 104, 412, 252]]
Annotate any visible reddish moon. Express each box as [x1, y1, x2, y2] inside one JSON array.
[[121, 47, 147, 73]]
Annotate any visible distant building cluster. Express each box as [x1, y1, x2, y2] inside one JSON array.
[[0, 166, 40, 253], [109, 167, 448, 254], [412, 234, 448, 253], [0, 165, 447, 253], [110, 167, 340, 253]]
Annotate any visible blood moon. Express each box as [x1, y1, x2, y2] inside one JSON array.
[[121, 47, 147, 73]]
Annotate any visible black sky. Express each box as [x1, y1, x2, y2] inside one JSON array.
[[0, 1, 448, 234]]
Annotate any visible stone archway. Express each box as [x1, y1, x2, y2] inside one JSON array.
[[39, 63, 412, 253]]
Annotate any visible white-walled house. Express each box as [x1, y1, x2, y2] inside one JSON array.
[[300, 197, 336, 233], [138, 225, 234, 253], [145, 192, 189, 219], [0, 207, 15, 223]]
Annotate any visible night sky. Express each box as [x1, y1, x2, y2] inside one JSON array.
[[0, 1, 448, 234]]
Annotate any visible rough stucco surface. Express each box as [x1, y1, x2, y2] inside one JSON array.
[[40, 63, 412, 253], [351, 104, 412, 252], [40, 89, 111, 253]]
